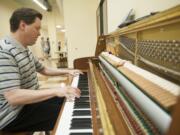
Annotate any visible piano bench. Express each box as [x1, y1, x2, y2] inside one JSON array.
[[0, 131, 33, 135]]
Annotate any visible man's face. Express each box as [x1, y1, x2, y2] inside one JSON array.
[[23, 17, 41, 46]]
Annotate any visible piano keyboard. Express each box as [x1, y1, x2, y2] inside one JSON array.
[[55, 73, 93, 135]]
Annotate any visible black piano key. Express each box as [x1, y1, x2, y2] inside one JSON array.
[[78, 81, 87, 83], [76, 99, 89, 102], [71, 120, 91, 123], [79, 76, 87, 79], [78, 83, 88, 86], [81, 91, 89, 95], [78, 83, 88, 85], [71, 122, 92, 126], [72, 110, 91, 116], [79, 88, 89, 91], [74, 102, 90, 106], [70, 121, 92, 129], [78, 87, 88, 90], [74, 104, 90, 108], [74, 104, 90, 109], [74, 101, 90, 104], [76, 96, 89, 100], [78, 86, 87, 88], [71, 120, 91, 124], [78, 86, 88, 88], [75, 99, 89, 102], [79, 79, 87, 81], [78, 80, 88, 83], [78, 84, 88, 86], [75, 99, 89, 103], [70, 125, 92, 129], [75, 100, 89, 103], [78, 82, 87, 84], [71, 121, 91, 126], [76, 97, 89, 99], [71, 118, 91, 122], [69, 133, 92, 135], [70, 124, 92, 129], [81, 90, 89, 92], [79, 78, 87, 80]]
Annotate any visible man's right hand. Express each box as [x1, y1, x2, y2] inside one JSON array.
[[56, 86, 81, 100]]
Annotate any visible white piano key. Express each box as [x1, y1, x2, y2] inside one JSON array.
[[55, 102, 75, 135], [55, 76, 79, 135], [67, 129, 93, 133], [71, 75, 80, 87]]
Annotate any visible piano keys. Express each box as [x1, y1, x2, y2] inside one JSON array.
[[54, 73, 93, 135]]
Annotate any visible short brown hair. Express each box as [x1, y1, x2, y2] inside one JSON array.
[[10, 8, 42, 32]]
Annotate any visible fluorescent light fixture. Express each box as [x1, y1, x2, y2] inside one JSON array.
[[61, 29, 66, 32], [33, 0, 47, 10], [56, 25, 62, 29]]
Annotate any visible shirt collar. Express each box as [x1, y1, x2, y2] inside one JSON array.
[[5, 35, 29, 52]]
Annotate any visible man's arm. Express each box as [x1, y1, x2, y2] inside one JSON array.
[[39, 67, 83, 76], [4, 86, 81, 106], [33, 54, 82, 76]]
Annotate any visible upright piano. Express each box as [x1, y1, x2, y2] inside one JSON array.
[[52, 5, 180, 135]]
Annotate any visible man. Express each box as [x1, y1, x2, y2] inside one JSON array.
[[45, 37, 50, 57], [0, 8, 81, 132], [40, 36, 46, 57]]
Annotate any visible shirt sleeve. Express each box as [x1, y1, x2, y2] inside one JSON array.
[[33, 55, 44, 72]]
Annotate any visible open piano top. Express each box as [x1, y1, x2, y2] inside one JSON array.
[[92, 52, 179, 135]]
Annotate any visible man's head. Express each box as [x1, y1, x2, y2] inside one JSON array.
[[10, 8, 43, 46]]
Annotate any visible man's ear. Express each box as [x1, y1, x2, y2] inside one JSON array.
[[19, 20, 26, 31]]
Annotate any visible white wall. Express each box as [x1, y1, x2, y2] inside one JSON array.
[[107, 0, 180, 33], [63, 0, 99, 67]]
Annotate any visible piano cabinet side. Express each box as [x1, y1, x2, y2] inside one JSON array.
[[88, 70, 103, 135], [89, 59, 131, 135], [166, 96, 180, 135]]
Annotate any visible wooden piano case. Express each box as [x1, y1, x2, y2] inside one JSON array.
[[76, 5, 180, 135]]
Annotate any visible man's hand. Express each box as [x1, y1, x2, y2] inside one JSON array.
[[68, 69, 83, 76], [57, 86, 81, 101]]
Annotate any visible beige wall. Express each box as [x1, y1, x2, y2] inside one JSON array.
[[63, 0, 99, 67], [0, 0, 21, 37], [107, 0, 180, 33]]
